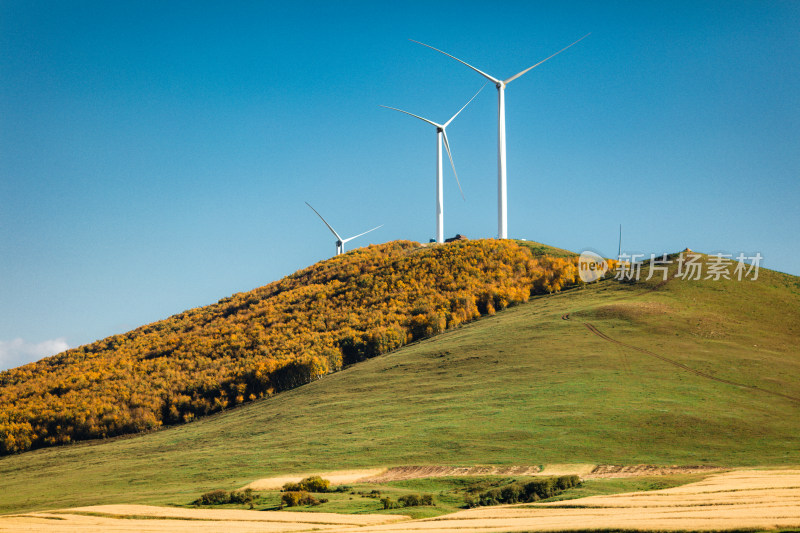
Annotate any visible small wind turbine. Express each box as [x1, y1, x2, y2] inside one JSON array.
[[305, 202, 382, 256], [380, 85, 484, 244], [411, 35, 590, 239]]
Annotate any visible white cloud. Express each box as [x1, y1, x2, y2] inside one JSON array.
[[0, 337, 70, 372]]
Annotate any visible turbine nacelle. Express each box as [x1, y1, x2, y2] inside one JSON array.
[[306, 202, 382, 257], [411, 34, 590, 239], [380, 84, 485, 244]]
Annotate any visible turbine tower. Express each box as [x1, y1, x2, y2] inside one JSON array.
[[305, 202, 382, 256], [411, 35, 590, 239], [380, 85, 484, 244]]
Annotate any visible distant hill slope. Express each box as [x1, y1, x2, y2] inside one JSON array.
[[0, 251, 797, 513], [0, 239, 580, 454]]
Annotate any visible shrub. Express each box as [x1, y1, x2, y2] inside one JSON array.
[[195, 489, 230, 505], [555, 474, 580, 491], [192, 489, 229, 505], [282, 476, 331, 493], [500, 483, 524, 504], [398, 494, 420, 507], [194, 487, 258, 507], [380, 496, 396, 509], [281, 491, 319, 507], [478, 488, 501, 506], [229, 488, 254, 505], [523, 477, 556, 500], [471, 476, 581, 507], [397, 493, 434, 507], [299, 475, 330, 493]]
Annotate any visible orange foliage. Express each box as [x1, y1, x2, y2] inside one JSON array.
[[0, 239, 580, 454]]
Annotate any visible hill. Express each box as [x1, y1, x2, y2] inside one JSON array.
[[0, 247, 798, 513], [0, 239, 580, 454]]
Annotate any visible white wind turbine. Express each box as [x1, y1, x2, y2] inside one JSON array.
[[380, 85, 484, 244], [305, 202, 382, 256], [411, 35, 590, 239]]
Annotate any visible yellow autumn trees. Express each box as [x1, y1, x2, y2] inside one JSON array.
[[0, 239, 582, 455]]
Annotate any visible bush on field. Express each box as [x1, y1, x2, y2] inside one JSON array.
[[281, 491, 320, 507], [381, 496, 396, 509], [282, 475, 331, 493], [194, 488, 254, 506], [195, 489, 229, 505], [229, 488, 255, 505], [397, 493, 434, 507], [471, 475, 580, 507], [523, 475, 580, 500]]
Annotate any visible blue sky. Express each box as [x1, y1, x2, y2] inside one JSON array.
[[1, 1, 798, 370]]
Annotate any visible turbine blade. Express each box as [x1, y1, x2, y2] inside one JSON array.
[[441, 130, 465, 200], [379, 105, 441, 128], [410, 39, 501, 84], [444, 83, 487, 128], [503, 33, 590, 85], [342, 224, 383, 244], [305, 201, 342, 241]]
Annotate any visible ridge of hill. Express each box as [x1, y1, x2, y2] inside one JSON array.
[[0, 251, 797, 513], [0, 239, 580, 455]]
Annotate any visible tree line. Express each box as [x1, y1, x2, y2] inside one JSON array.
[[0, 240, 582, 455]]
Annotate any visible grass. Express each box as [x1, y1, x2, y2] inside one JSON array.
[[0, 255, 798, 514], [520, 474, 711, 503], [183, 474, 710, 519], [513, 238, 578, 257]]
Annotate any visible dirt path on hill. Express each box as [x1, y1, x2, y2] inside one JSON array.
[[586, 464, 721, 478], [562, 276, 799, 402], [244, 468, 387, 490], [244, 464, 717, 492], [245, 466, 549, 490], [363, 465, 544, 483], [580, 320, 800, 403]]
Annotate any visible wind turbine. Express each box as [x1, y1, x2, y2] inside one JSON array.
[[380, 84, 484, 244], [411, 35, 590, 239], [305, 202, 382, 256]]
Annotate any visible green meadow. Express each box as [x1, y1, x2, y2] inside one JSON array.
[[1, 247, 798, 514]]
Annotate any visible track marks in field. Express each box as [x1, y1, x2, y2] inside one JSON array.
[[581, 321, 800, 404]]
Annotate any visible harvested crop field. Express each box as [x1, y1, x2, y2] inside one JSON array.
[[243, 465, 547, 490], [360, 469, 800, 532], [243, 468, 387, 490], [243, 463, 718, 489], [2, 469, 799, 532], [0, 505, 409, 532], [586, 464, 722, 478]]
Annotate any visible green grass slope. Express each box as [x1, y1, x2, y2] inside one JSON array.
[[0, 239, 579, 454], [0, 250, 798, 513]]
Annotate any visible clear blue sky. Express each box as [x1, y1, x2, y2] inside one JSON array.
[[1, 1, 798, 370]]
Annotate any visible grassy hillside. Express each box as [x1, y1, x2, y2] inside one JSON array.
[[1, 251, 798, 513], [0, 239, 580, 454]]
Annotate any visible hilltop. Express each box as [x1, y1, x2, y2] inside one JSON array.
[[0, 239, 579, 454], [0, 246, 798, 513]]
